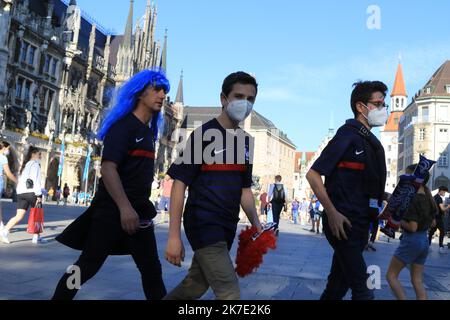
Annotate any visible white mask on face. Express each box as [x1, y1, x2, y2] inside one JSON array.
[[362, 104, 388, 127], [224, 96, 253, 122]]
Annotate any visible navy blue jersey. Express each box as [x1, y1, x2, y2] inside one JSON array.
[[311, 119, 376, 221], [98, 113, 156, 200], [167, 118, 253, 250]]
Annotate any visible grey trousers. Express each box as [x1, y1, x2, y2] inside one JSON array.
[[164, 241, 240, 300]]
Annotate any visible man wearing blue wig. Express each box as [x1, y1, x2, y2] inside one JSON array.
[[52, 69, 169, 300]]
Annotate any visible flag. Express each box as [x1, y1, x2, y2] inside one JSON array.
[[83, 145, 92, 181], [57, 139, 65, 177]]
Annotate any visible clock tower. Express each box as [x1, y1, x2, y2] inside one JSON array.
[[380, 58, 408, 193]]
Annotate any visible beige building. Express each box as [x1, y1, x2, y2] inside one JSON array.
[[398, 60, 450, 189], [297, 117, 335, 199], [179, 107, 297, 198], [293, 151, 314, 199]]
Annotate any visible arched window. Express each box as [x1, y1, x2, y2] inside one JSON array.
[[434, 176, 449, 190]]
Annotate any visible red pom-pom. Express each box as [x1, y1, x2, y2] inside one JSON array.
[[235, 226, 277, 277]]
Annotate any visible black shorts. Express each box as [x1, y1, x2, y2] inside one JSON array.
[[17, 192, 37, 210]]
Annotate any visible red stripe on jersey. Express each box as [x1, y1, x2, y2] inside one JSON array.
[[201, 164, 247, 172], [129, 150, 155, 159], [338, 161, 365, 170]]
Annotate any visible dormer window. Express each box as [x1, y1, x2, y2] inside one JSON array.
[[425, 87, 432, 94]]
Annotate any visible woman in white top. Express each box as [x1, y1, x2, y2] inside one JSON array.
[[0, 141, 18, 230], [1, 146, 43, 244]]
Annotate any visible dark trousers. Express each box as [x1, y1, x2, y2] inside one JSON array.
[[369, 217, 379, 243], [429, 216, 445, 247], [52, 219, 166, 300], [271, 202, 284, 229], [321, 215, 374, 300]]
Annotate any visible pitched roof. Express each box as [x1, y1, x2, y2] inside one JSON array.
[[294, 152, 302, 172], [417, 60, 450, 98], [391, 63, 407, 97], [382, 111, 403, 132], [306, 152, 315, 162]]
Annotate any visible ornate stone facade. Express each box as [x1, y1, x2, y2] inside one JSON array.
[[0, 0, 182, 197]]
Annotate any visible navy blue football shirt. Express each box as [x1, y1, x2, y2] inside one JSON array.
[[168, 118, 254, 250]]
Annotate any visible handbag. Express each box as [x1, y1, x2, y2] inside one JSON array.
[[27, 202, 44, 234], [25, 162, 35, 189], [26, 178, 34, 189]]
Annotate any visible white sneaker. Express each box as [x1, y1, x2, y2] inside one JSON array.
[[1, 229, 10, 244], [32, 235, 47, 244], [439, 247, 448, 254]]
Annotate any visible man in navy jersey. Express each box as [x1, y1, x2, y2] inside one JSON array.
[[306, 81, 388, 300], [52, 70, 169, 300], [164, 72, 262, 300]]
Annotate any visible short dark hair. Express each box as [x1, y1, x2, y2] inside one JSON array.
[[0, 141, 10, 149], [350, 81, 388, 117], [439, 186, 449, 192], [275, 175, 282, 181], [222, 71, 258, 98]]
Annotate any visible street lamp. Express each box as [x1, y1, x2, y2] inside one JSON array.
[[45, 126, 55, 189]]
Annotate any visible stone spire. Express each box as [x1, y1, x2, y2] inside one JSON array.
[[175, 70, 184, 104]]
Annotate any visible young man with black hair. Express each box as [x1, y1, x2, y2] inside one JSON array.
[[429, 186, 450, 253], [306, 81, 388, 300], [164, 71, 262, 300]]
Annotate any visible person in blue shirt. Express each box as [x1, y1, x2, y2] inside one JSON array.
[[306, 81, 388, 300], [164, 72, 262, 300], [291, 197, 300, 224]]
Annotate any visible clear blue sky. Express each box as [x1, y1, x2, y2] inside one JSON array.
[[76, 0, 450, 151]]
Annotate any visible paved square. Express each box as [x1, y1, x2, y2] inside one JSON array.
[[1, 201, 450, 300]]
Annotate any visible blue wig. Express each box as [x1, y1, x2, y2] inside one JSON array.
[[98, 68, 170, 141]]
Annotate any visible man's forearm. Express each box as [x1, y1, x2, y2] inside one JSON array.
[[101, 163, 131, 210], [241, 188, 261, 227], [306, 169, 337, 216], [168, 179, 186, 238]]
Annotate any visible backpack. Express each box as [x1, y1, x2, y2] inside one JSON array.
[[272, 184, 285, 203]]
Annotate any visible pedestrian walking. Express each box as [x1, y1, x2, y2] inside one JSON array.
[[158, 175, 173, 223], [62, 184, 70, 206], [386, 165, 437, 300], [306, 80, 388, 300], [259, 190, 268, 224], [0, 141, 18, 231], [1, 146, 45, 244], [268, 175, 287, 236], [291, 197, 300, 224], [52, 69, 169, 300], [164, 71, 262, 300], [428, 186, 450, 254]]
